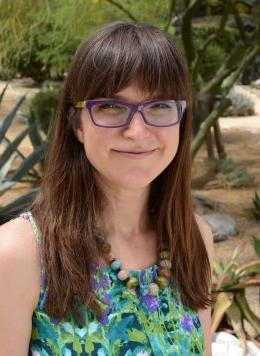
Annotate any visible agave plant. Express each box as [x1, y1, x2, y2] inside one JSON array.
[[211, 157, 255, 189], [245, 192, 260, 221], [0, 84, 47, 223], [212, 237, 260, 348]]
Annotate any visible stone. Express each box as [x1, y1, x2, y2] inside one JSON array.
[[201, 214, 237, 242]]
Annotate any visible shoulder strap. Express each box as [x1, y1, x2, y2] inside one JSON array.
[[19, 210, 41, 244], [19, 210, 48, 310]]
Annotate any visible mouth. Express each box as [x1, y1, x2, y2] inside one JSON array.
[[112, 149, 157, 158]]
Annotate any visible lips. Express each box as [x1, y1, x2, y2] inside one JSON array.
[[111, 149, 157, 159], [113, 149, 156, 154]]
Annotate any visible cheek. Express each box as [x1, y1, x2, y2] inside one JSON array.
[[161, 127, 180, 161]]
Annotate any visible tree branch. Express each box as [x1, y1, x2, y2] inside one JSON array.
[[105, 0, 138, 22], [164, 0, 176, 32], [221, 45, 259, 95], [180, 0, 201, 68], [230, 1, 247, 43], [191, 33, 217, 81], [199, 41, 257, 97], [192, 44, 259, 157], [192, 2, 230, 83], [191, 98, 231, 158]]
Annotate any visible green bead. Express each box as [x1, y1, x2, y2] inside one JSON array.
[[159, 251, 170, 259], [156, 276, 168, 288], [126, 277, 139, 289]]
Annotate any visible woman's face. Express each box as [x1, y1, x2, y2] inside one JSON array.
[[74, 83, 180, 190]]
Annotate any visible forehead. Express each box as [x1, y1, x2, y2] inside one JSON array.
[[109, 82, 158, 102]]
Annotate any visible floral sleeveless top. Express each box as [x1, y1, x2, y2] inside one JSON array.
[[20, 211, 204, 355]]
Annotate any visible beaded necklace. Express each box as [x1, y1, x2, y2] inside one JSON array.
[[96, 234, 172, 296]]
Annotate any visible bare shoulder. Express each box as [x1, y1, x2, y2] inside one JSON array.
[[0, 216, 41, 311], [194, 213, 214, 268], [0, 216, 42, 353]]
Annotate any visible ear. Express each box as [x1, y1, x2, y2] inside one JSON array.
[[72, 115, 84, 143], [73, 125, 84, 143]]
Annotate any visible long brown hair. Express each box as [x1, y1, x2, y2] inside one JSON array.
[[30, 21, 213, 322]]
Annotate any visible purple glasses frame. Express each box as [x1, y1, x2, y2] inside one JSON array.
[[74, 98, 187, 128]]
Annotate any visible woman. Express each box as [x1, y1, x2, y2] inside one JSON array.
[[0, 21, 214, 355]]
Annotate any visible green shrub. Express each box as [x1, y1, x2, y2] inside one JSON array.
[[193, 24, 240, 81], [213, 158, 255, 188], [30, 86, 60, 134]]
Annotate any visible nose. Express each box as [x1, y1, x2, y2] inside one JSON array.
[[122, 110, 151, 139]]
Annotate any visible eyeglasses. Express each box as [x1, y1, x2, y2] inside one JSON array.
[[74, 98, 186, 128]]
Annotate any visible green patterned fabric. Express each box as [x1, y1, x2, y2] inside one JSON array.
[[20, 211, 204, 356]]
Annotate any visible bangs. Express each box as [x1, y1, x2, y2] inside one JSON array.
[[71, 22, 189, 103]]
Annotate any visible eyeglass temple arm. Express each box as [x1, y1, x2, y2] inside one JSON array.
[[74, 101, 85, 109]]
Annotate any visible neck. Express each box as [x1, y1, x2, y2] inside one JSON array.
[[94, 177, 160, 270], [96, 177, 153, 242]]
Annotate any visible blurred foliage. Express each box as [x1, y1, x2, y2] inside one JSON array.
[[30, 85, 61, 134], [212, 158, 255, 188], [0, 0, 170, 82], [193, 24, 240, 82]]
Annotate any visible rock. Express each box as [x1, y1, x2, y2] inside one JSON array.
[[192, 191, 223, 214], [212, 331, 260, 356], [201, 214, 237, 242]]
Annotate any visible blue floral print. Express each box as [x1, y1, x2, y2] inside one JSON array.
[[20, 211, 204, 355]]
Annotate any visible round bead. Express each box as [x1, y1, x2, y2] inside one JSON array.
[[128, 288, 137, 296], [156, 276, 168, 288], [159, 251, 170, 259], [149, 283, 159, 296], [101, 242, 111, 254], [117, 270, 129, 281], [111, 259, 122, 271], [158, 268, 171, 278], [159, 259, 172, 269], [126, 277, 139, 289]]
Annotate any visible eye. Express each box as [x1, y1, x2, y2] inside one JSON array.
[[97, 103, 119, 110], [150, 102, 172, 110]]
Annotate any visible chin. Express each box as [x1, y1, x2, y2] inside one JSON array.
[[111, 173, 158, 190]]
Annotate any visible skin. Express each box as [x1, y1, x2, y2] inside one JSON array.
[[0, 82, 213, 355]]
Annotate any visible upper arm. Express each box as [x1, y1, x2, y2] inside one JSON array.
[[195, 214, 214, 356], [0, 217, 41, 355], [195, 214, 214, 274]]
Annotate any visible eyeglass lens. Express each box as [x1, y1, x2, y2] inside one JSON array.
[[90, 101, 180, 127]]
